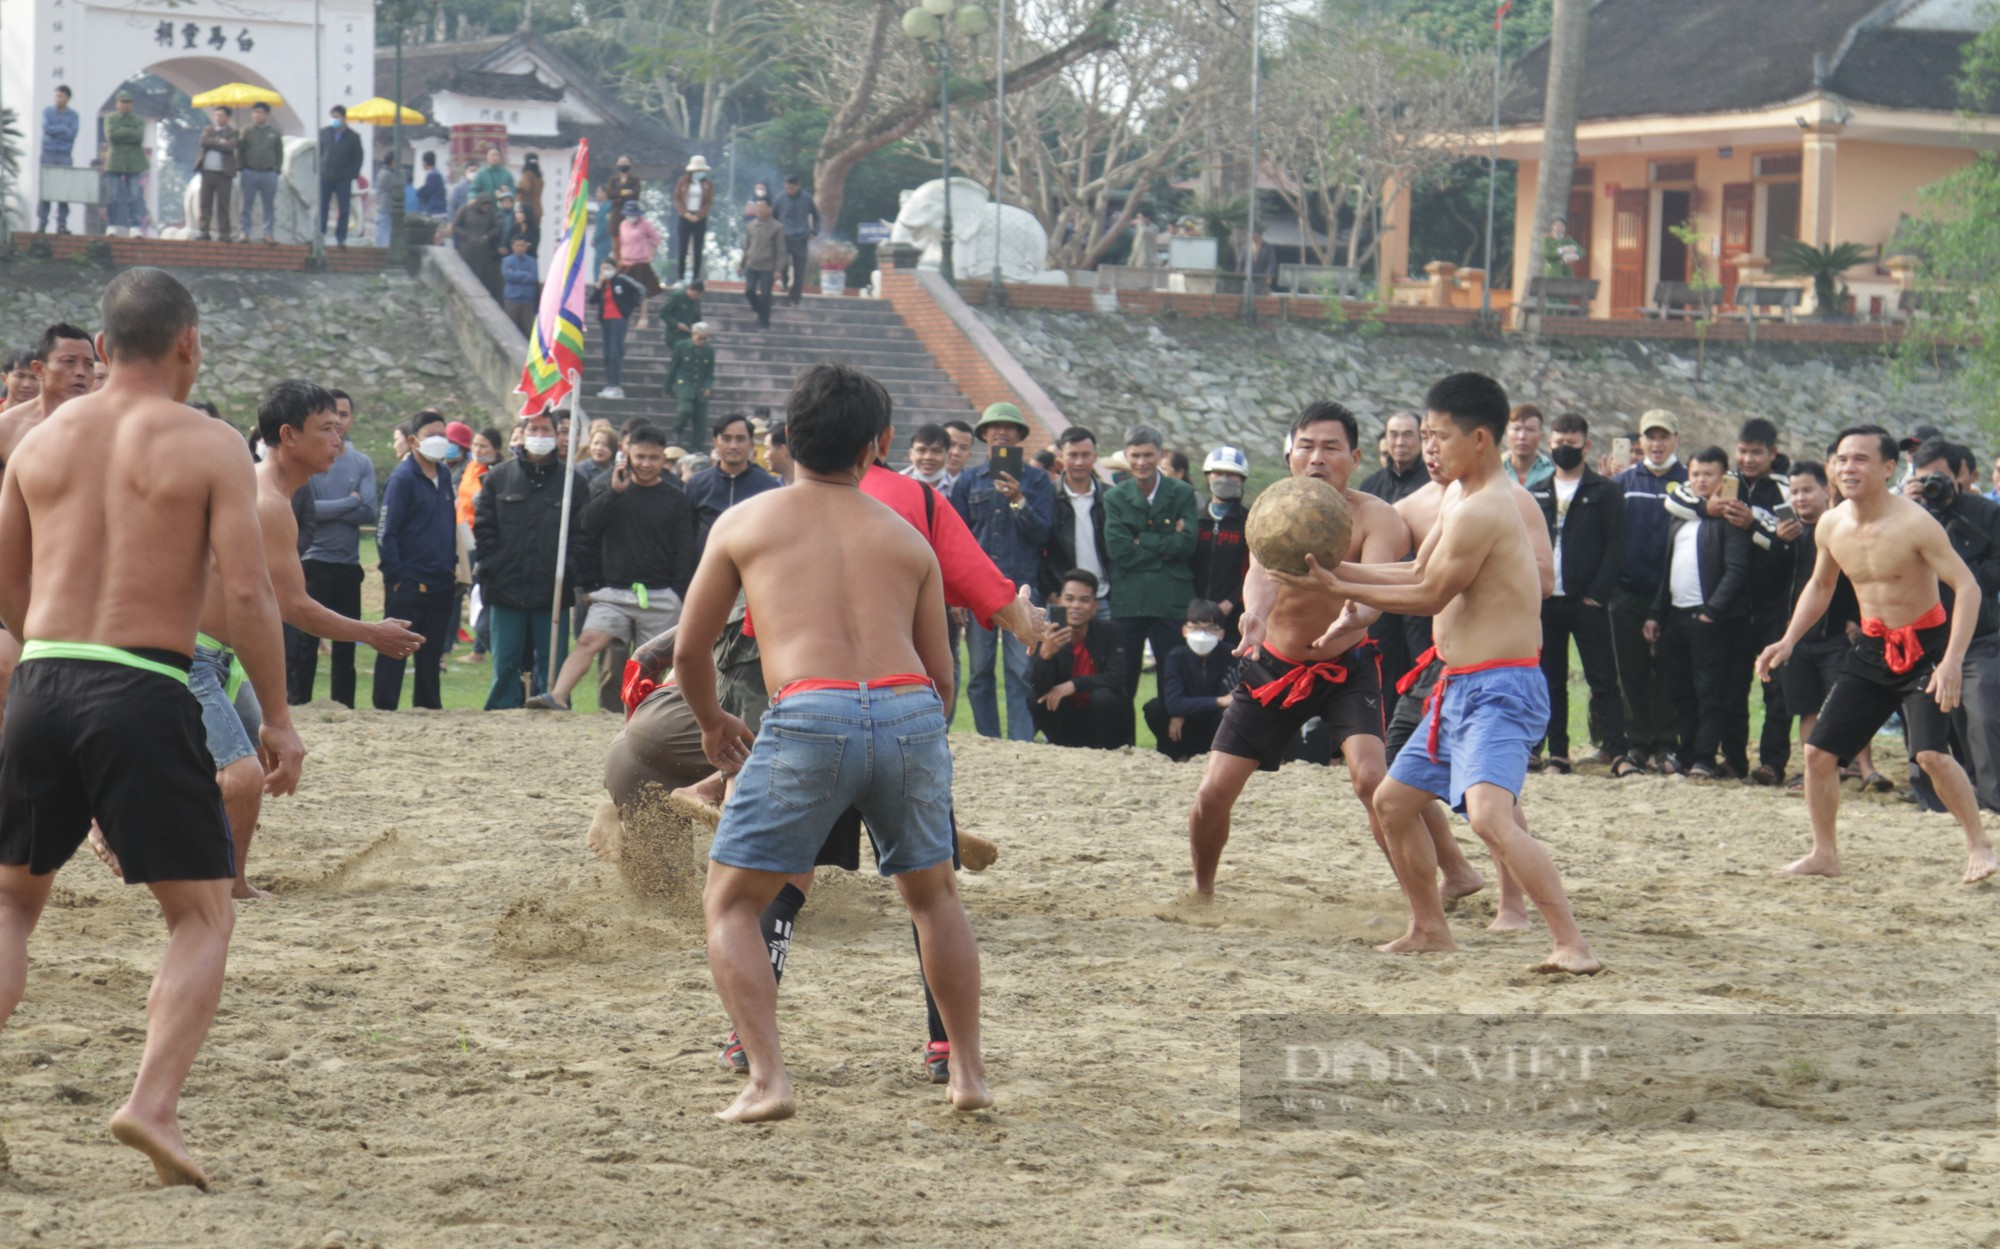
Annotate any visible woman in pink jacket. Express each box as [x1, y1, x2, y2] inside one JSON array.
[[616, 202, 663, 329]]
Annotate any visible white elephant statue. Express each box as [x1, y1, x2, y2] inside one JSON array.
[[163, 137, 348, 245], [890, 177, 1061, 283]]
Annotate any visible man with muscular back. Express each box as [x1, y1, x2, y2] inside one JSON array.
[[0, 268, 305, 1189]]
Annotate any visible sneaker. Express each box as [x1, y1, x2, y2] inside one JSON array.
[[523, 692, 568, 712], [923, 1040, 950, 1085], [718, 1032, 748, 1074], [597, 386, 625, 399]]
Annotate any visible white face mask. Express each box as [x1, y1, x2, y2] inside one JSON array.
[[1186, 632, 1222, 656], [1209, 476, 1243, 500], [524, 435, 558, 457], [418, 435, 453, 462]]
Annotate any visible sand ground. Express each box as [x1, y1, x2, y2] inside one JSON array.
[[1, 708, 1996, 1248]]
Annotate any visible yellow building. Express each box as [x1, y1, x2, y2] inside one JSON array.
[[1384, 0, 2000, 318]]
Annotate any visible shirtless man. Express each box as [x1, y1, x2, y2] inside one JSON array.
[[1755, 425, 1996, 884], [1188, 400, 1477, 901], [1288, 373, 1598, 974], [0, 268, 305, 1189], [1376, 431, 1557, 933], [95, 380, 421, 898], [676, 362, 988, 1123], [0, 325, 97, 708]]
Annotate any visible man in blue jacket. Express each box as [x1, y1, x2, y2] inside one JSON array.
[[374, 412, 459, 710], [950, 402, 1053, 740], [1143, 599, 1234, 761], [37, 85, 79, 234], [1611, 409, 1690, 773], [290, 388, 378, 707]]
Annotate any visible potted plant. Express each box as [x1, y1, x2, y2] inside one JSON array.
[[814, 239, 858, 295], [1771, 239, 1871, 321]]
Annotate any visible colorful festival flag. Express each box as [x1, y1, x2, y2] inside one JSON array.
[[517, 138, 590, 416]]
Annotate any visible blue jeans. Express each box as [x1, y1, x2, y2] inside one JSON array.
[[319, 179, 352, 244], [966, 615, 1032, 741], [485, 603, 571, 710], [601, 316, 628, 388], [239, 168, 277, 238], [106, 172, 142, 231]]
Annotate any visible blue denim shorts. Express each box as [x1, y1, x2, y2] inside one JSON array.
[[1387, 665, 1548, 812], [710, 685, 954, 876], [192, 644, 257, 769]]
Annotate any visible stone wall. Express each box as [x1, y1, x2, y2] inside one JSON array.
[[969, 305, 1985, 467], [0, 259, 493, 476]]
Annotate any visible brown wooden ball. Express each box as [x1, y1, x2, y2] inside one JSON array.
[[1244, 475, 1354, 576]]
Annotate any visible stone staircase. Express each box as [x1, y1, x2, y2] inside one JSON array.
[[577, 287, 978, 444]]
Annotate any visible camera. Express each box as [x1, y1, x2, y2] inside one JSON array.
[[1918, 471, 1958, 516]]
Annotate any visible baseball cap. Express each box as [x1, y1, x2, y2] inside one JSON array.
[[1639, 409, 1678, 435], [1203, 445, 1249, 476], [1899, 423, 1941, 452], [116, 90, 134, 103], [444, 421, 474, 449], [974, 402, 1028, 436]]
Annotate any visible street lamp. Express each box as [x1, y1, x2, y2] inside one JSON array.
[[902, 0, 990, 286]]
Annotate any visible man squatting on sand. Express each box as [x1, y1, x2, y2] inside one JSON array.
[[92, 380, 422, 898], [0, 268, 307, 1189], [1277, 373, 1600, 974], [1755, 424, 1997, 885], [673, 362, 992, 1122], [604, 431, 1034, 1082]]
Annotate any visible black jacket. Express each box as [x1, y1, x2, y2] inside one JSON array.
[[1191, 499, 1250, 609], [1040, 478, 1112, 598], [1357, 460, 1428, 505], [1158, 644, 1234, 718], [1532, 469, 1626, 602], [319, 124, 364, 184], [1934, 489, 2000, 638], [1031, 624, 1128, 699], [472, 455, 592, 610], [1788, 520, 1861, 645], [1652, 514, 1751, 621], [1667, 472, 1791, 609]]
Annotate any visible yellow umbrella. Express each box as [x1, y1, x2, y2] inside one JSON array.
[[344, 97, 426, 126], [190, 82, 285, 110]]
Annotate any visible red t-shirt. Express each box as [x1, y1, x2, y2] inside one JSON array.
[[602, 288, 624, 321], [1068, 641, 1095, 706]]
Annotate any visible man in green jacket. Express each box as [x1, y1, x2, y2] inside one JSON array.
[[1105, 423, 1199, 706], [661, 281, 704, 347], [236, 101, 285, 243], [469, 146, 515, 199], [102, 91, 147, 237], [668, 321, 715, 447]]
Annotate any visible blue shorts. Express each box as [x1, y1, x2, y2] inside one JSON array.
[[192, 644, 257, 769], [1386, 665, 1548, 812], [710, 685, 954, 877]]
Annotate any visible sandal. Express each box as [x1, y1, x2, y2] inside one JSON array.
[[1544, 757, 1573, 775], [1611, 755, 1645, 779], [1862, 771, 1894, 793], [1655, 755, 1683, 777]]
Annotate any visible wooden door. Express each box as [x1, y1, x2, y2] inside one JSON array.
[[1566, 185, 1594, 279], [1719, 182, 1753, 303], [1611, 188, 1648, 316]]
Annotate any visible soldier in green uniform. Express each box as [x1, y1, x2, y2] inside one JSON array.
[[660, 280, 705, 348], [668, 321, 715, 448], [102, 92, 148, 238]]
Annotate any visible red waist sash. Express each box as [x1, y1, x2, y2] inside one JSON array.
[[620, 657, 667, 718], [1247, 644, 1349, 709], [1860, 602, 1947, 675], [771, 674, 935, 704], [1397, 645, 1440, 698], [1425, 655, 1542, 762]]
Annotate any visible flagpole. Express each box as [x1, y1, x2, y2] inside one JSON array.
[[548, 372, 584, 687], [1482, 1, 1507, 316]]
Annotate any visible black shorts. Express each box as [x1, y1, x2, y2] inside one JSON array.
[[0, 650, 233, 883], [1806, 623, 1951, 766], [817, 806, 961, 872], [1212, 645, 1384, 772], [1779, 638, 1848, 717], [1386, 655, 1444, 763]]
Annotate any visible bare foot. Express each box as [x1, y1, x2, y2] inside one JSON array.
[[947, 1071, 992, 1111], [1530, 943, 1603, 975], [1487, 907, 1533, 933], [1375, 926, 1455, 955], [670, 778, 725, 811], [1963, 845, 1998, 885], [586, 800, 625, 862], [958, 832, 999, 873], [88, 823, 123, 878], [715, 1080, 796, 1123], [1776, 852, 1841, 878], [1441, 866, 1486, 903], [231, 880, 274, 901], [109, 1106, 210, 1191]]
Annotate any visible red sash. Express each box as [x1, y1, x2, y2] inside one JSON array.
[[620, 658, 664, 718], [1247, 644, 1348, 709], [1425, 655, 1541, 762], [771, 674, 934, 704], [1860, 602, 1947, 675], [1396, 645, 1439, 698]]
